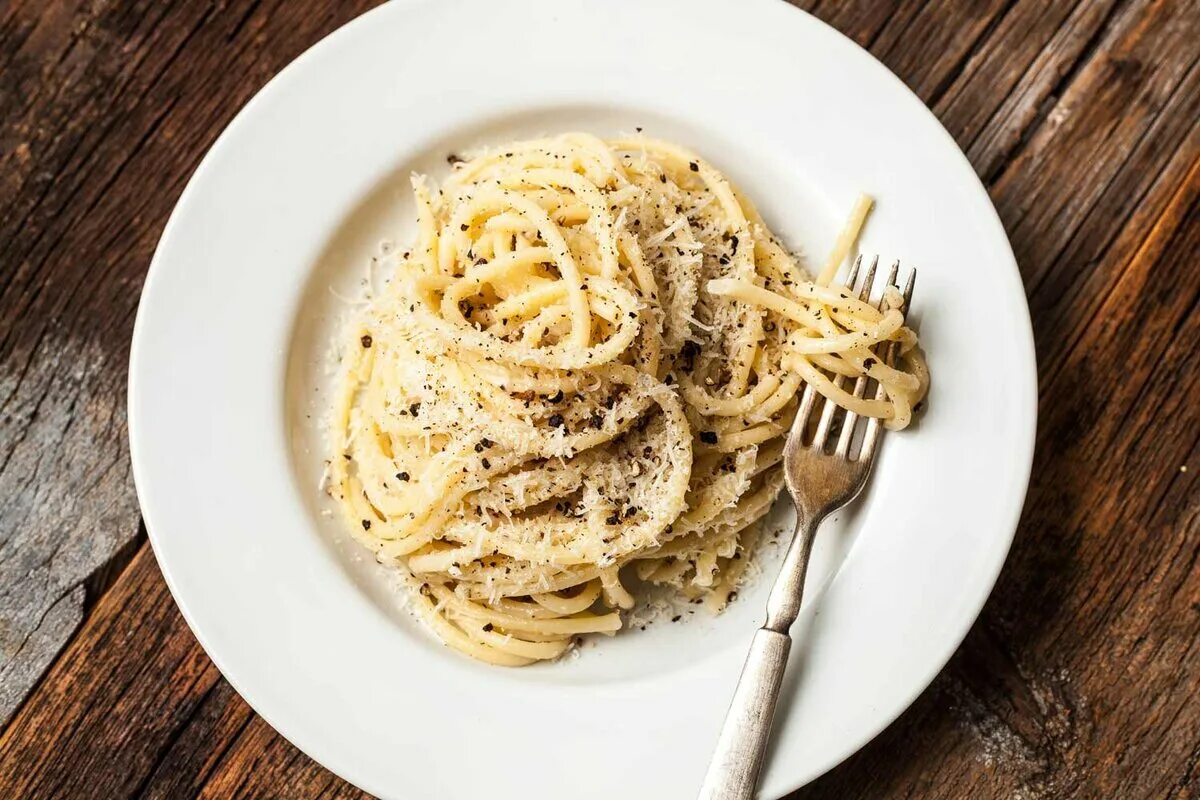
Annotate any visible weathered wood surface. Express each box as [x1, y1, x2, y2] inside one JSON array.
[[0, 0, 1197, 797], [0, 0, 384, 726]]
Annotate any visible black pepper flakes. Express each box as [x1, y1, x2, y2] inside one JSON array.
[[361, 519, 372, 530], [547, 390, 564, 403], [482, 622, 494, 632], [699, 430, 719, 445], [689, 161, 699, 172], [679, 340, 700, 370], [548, 413, 565, 428], [481, 458, 491, 469], [396, 471, 410, 481], [360, 334, 373, 348], [863, 357, 877, 370]]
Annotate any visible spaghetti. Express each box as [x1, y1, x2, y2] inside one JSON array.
[[327, 134, 927, 665]]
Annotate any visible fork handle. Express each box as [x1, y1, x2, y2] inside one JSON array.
[[696, 629, 792, 800], [697, 512, 821, 800]]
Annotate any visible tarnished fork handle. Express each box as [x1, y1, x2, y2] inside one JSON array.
[[697, 258, 915, 800]]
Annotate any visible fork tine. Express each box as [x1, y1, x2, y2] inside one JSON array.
[[811, 390, 838, 450], [808, 257, 871, 450], [816, 254, 879, 450], [835, 375, 868, 456], [860, 255, 878, 300], [860, 388, 886, 461], [860, 265, 916, 462], [788, 380, 819, 440], [901, 267, 916, 308], [856, 258, 874, 301], [845, 253, 862, 288], [837, 262, 890, 456], [860, 404, 885, 463], [806, 256, 894, 453]]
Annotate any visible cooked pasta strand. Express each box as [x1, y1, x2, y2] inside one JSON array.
[[327, 134, 927, 665]]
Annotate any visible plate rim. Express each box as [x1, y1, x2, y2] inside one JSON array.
[[128, 1, 1038, 797]]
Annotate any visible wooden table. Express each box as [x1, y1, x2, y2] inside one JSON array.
[[1, 0, 1197, 797]]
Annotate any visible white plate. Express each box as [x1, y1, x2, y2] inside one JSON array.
[[128, 1, 1036, 797]]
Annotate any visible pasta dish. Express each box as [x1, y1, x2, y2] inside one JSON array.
[[327, 133, 927, 665]]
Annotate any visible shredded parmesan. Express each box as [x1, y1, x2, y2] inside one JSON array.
[[325, 134, 928, 666]]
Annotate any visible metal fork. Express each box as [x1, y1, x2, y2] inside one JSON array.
[[697, 257, 916, 800]]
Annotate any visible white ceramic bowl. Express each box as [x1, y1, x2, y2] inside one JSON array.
[[129, 1, 1036, 797]]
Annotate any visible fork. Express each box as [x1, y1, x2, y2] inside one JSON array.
[[697, 257, 916, 800]]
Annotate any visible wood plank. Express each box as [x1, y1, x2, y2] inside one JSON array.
[[938, 0, 1124, 178], [0, 0, 384, 726], [196, 717, 371, 800], [135, 681, 256, 800], [0, 546, 221, 798], [0, 537, 371, 800], [869, 0, 1017, 104], [990, 0, 1199, 297], [1017, 59, 1200, 381]]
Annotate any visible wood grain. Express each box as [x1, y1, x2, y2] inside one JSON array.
[[0, 0, 1197, 798], [0, 546, 218, 798], [0, 0, 381, 727]]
